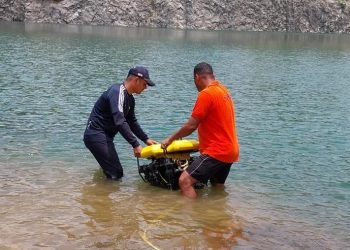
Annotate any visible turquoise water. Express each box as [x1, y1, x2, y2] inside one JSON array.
[[1, 22, 350, 249]]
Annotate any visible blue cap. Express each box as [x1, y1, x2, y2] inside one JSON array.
[[128, 66, 155, 86]]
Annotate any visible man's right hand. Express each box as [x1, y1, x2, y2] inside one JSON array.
[[161, 137, 172, 150], [133, 145, 143, 158]]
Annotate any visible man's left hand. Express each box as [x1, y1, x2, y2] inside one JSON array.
[[145, 139, 158, 145]]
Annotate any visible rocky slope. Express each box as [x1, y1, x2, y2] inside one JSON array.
[[1, 0, 349, 33]]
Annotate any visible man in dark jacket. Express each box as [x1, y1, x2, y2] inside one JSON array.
[[84, 66, 157, 180]]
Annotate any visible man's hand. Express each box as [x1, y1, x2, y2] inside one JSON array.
[[133, 145, 143, 157], [160, 116, 199, 150], [145, 138, 158, 145], [161, 137, 172, 150]]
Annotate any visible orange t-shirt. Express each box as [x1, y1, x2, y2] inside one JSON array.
[[191, 80, 239, 163]]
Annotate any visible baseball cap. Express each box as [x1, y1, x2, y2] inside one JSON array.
[[128, 66, 155, 86]]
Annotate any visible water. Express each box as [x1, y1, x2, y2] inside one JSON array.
[[1, 22, 350, 249]]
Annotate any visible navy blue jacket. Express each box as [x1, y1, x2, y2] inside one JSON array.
[[84, 83, 148, 148]]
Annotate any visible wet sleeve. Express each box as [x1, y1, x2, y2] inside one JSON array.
[[191, 91, 212, 121], [126, 98, 149, 143], [107, 86, 140, 148]]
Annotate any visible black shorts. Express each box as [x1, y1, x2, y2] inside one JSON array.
[[187, 154, 232, 184]]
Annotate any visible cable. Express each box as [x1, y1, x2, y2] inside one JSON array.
[[139, 231, 161, 250], [176, 159, 189, 171]]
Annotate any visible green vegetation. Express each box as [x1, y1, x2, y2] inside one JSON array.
[[337, 0, 348, 8]]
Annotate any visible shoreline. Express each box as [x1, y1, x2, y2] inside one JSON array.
[[2, 21, 350, 52]]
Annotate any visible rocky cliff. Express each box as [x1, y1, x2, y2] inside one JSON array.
[[1, 0, 350, 33]]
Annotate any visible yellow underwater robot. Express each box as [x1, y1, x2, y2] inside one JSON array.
[[137, 139, 203, 190], [140, 139, 199, 159]]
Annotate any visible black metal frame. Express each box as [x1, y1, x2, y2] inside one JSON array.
[[137, 156, 205, 190]]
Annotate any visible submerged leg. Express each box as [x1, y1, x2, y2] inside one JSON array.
[[84, 140, 124, 179], [179, 171, 198, 199]]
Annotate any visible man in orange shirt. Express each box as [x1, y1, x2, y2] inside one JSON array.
[[161, 62, 239, 199]]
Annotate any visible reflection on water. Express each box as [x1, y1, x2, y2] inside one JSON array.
[[23, 22, 350, 50], [78, 170, 245, 249], [191, 190, 245, 249], [80, 178, 125, 248], [1, 21, 350, 50]]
